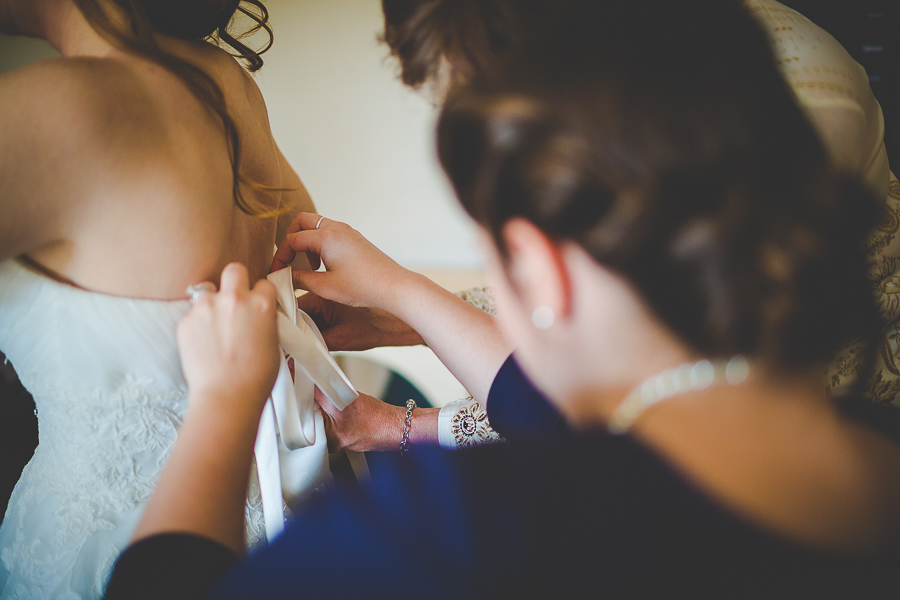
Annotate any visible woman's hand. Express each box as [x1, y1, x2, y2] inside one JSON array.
[[296, 292, 424, 351], [177, 263, 280, 416], [271, 213, 418, 312], [274, 213, 513, 405], [315, 388, 440, 452], [131, 264, 281, 554], [314, 388, 404, 453]]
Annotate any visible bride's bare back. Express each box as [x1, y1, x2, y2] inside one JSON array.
[[0, 1, 311, 298]]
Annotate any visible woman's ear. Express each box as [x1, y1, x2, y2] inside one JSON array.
[[500, 218, 572, 326]]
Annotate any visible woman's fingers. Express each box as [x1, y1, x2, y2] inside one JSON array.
[[283, 212, 305, 237], [283, 230, 323, 259], [177, 264, 281, 415], [272, 212, 327, 272], [272, 238, 322, 273], [293, 212, 329, 231], [313, 390, 398, 453], [313, 387, 344, 453], [272, 229, 324, 273], [282, 211, 325, 236], [278, 213, 407, 312], [251, 278, 277, 311], [271, 239, 296, 273], [291, 267, 328, 294], [313, 386, 339, 418], [219, 262, 250, 297], [295, 293, 349, 350], [186, 281, 217, 307]]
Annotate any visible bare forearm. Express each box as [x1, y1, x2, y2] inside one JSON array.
[[384, 405, 440, 449], [384, 272, 513, 404], [409, 406, 440, 446], [131, 392, 261, 554], [328, 393, 440, 452]]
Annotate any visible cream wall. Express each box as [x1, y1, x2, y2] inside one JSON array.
[[0, 0, 483, 272], [0, 35, 59, 72], [254, 0, 481, 270]]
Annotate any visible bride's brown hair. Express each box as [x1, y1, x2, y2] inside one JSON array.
[[72, 0, 277, 216]]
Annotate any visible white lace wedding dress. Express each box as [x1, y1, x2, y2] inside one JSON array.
[[0, 259, 268, 599]]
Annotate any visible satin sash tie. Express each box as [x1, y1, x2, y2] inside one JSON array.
[[254, 268, 359, 542]]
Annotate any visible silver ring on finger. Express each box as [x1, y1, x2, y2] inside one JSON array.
[[185, 282, 217, 304], [315, 216, 326, 230]]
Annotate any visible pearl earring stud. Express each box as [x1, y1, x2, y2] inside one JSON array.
[[532, 306, 555, 329]]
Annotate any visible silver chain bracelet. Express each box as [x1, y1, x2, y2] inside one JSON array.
[[401, 399, 416, 453]]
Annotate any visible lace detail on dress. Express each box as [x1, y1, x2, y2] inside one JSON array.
[[456, 287, 496, 317], [1, 374, 187, 599], [0, 259, 271, 599], [438, 399, 504, 449], [0, 372, 267, 599], [827, 175, 900, 407], [244, 460, 266, 550], [449, 401, 504, 448]]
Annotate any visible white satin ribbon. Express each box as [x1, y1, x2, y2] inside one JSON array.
[[253, 267, 359, 542], [253, 400, 283, 542]]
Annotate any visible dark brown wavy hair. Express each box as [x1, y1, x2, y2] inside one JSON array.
[[438, 0, 880, 373], [380, 0, 565, 91], [73, 0, 277, 215]]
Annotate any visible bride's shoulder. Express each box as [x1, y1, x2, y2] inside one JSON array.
[[0, 57, 139, 261], [0, 57, 138, 188], [2, 49, 263, 163], [0, 43, 271, 152], [0, 57, 95, 115], [0, 56, 157, 144], [0, 53, 221, 212]]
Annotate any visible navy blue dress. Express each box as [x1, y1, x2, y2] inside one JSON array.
[[105, 355, 900, 600]]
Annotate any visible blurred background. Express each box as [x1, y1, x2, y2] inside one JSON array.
[[782, 0, 899, 164], [1, 0, 898, 513]]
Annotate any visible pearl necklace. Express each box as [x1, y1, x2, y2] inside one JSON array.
[[608, 355, 751, 434]]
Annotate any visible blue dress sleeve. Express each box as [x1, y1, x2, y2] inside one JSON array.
[[485, 353, 568, 441], [104, 533, 238, 600], [207, 443, 543, 600], [103, 431, 899, 599]]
